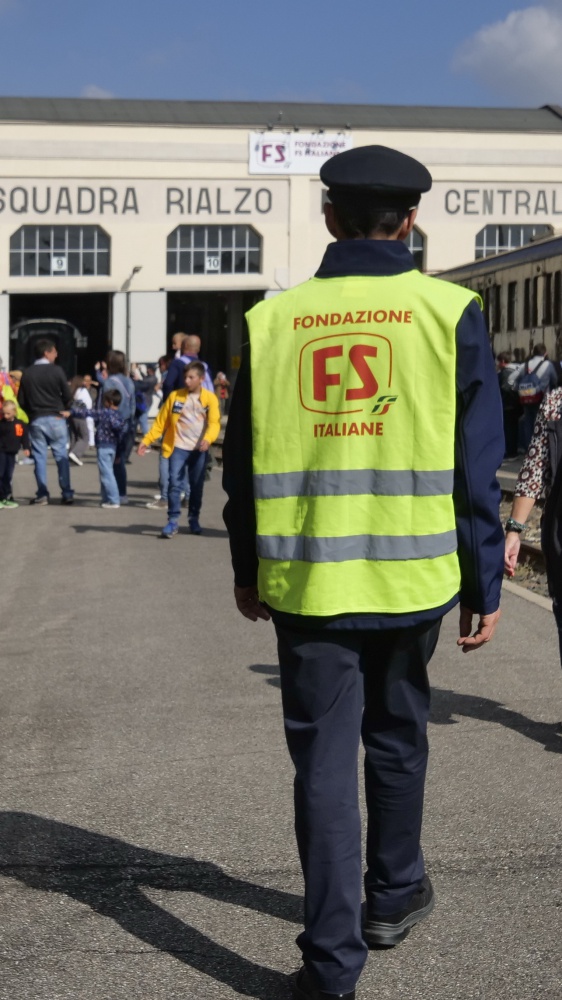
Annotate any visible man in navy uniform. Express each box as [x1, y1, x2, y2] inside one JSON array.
[[223, 145, 503, 999]]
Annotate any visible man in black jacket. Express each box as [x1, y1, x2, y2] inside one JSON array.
[[18, 339, 74, 505]]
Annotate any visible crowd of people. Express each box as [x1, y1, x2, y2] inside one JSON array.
[[0, 333, 221, 536], [496, 342, 559, 457]]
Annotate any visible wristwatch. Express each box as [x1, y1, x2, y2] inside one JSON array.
[[505, 517, 525, 534]]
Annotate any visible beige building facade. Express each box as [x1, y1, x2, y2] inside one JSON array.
[[2, 98, 562, 378]]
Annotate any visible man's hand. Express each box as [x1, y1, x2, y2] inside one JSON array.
[[60, 410, 70, 418], [234, 585, 271, 622], [504, 532, 521, 578], [457, 606, 501, 653], [23, 449, 30, 457], [137, 443, 148, 456], [199, 439, 210, 452]]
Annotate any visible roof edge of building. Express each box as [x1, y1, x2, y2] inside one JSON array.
[[439, 231, 562, 279], [0, 96, 560, 132]]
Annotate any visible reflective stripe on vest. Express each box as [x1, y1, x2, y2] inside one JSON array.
[[257, 529, 458, 563], [253, 468, 454, 500], [247, 268, 480, 617]]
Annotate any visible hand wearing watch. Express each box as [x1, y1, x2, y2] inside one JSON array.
[[505, 517, 525, 534]]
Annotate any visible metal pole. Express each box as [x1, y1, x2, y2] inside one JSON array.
[[125, 289, 130, 364]]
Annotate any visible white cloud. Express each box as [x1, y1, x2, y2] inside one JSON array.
[[452, 5, 562, 103], [81, 84, 114, 100]]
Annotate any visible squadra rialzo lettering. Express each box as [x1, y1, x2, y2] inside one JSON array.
[[445, 187, 562, 216], [0, 186, 140, 215], [0, 184, 274, 217], [166, 186, 273, 215]]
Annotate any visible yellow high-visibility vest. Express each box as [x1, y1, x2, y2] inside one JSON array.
[[247, 266, 480, 616]]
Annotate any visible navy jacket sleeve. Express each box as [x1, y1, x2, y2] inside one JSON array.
[[222, 344, 258, 587], [454, 300, 504, 614]]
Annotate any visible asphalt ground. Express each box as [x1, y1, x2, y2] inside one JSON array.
[[0, 451, 561, 1000]]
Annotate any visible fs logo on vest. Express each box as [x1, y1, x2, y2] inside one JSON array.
[[299, 332, 395, 416]]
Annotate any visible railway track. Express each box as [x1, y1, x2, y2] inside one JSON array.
[[518, 539, 545, 572]]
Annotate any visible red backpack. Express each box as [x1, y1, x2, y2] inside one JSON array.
[[518, 360, 547, 406]]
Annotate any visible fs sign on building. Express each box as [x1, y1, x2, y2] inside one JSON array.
[[249, 132, 353, 174]]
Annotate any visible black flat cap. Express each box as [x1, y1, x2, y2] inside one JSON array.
[[320, 144, 432, 201]]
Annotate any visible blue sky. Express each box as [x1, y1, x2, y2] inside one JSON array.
[[0, 0, 560, 107]]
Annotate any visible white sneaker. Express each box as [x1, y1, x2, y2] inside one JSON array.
[[69, 452, 83, 467], [153, 492, 162, 500], [101, 502, 120, 509]]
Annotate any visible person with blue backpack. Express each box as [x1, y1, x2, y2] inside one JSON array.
[[98, 351, 136, 504], [516, 343, 558, 449]]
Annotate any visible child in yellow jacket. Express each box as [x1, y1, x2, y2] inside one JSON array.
[[138, 361, 220, 538]]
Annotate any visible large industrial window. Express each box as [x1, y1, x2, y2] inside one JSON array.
[[475, 224, 552, 259], [166, 225, 262, 275], [405, 227, 425, 270], [10, 226, 110, 277]]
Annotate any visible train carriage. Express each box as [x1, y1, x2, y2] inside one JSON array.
[[440, 232, 562, 360]]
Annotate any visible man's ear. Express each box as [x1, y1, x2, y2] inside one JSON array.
[[324, 202, 341, 239], [397, 208, 418, 241]]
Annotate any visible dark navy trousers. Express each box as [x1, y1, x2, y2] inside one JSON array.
[[275, 618, 441, 994]]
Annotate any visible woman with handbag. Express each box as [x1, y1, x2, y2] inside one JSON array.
[[505, 376, 562, 659]]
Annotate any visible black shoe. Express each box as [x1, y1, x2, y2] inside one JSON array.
[[293, 967, 355, 999], [61, 496, 74, 505], [363, 875, 435, 948]]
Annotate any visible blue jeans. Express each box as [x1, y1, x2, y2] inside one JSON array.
[[0, 452, 16, 500], [97, 445, 120, 505], [29, 416, 73, 500], [521, 404, 540, 451], [167, 447, 206, 522], [159, 452, 188, 502], [114, 420, 132, 496], [136, 411, 149, 437]]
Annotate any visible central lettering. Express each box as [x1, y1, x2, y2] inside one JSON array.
[[444, 186, 562, 217]]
